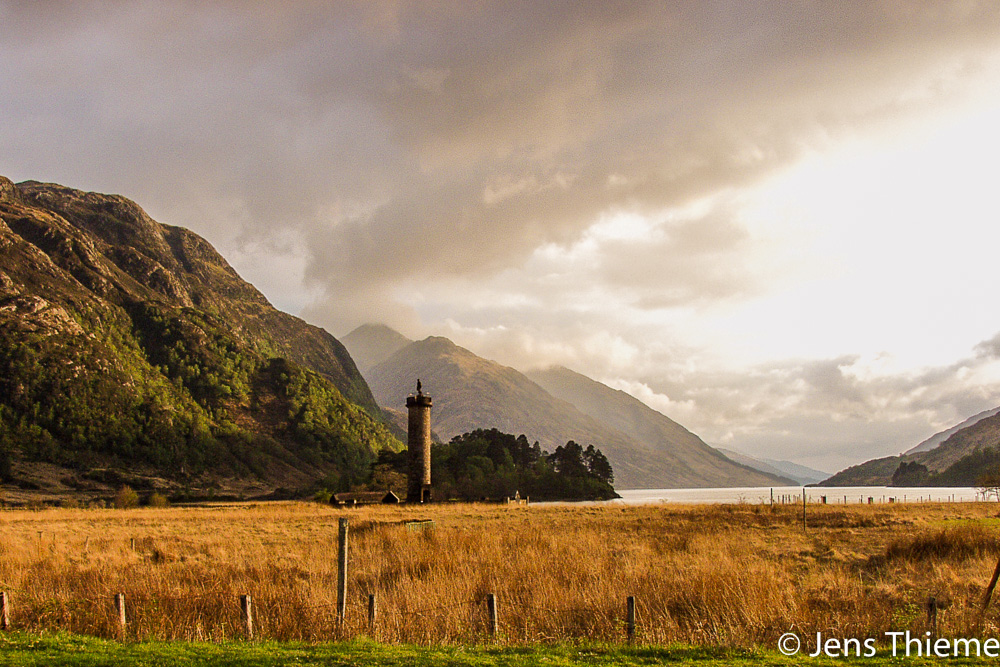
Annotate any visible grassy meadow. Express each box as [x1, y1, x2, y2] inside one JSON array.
[[1, 499, 1000, 653]]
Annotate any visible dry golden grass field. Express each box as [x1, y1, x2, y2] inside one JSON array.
[[2, 500, 1000, 647]]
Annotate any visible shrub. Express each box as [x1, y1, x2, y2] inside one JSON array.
[[113, 485, 139, 509], [148, 492, 169, 508]]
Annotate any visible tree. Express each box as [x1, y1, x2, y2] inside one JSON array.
[[548, 441, 588, 477], [891, 461, 928, 487], [978, 466, 1000, 501], [0, 446, 11, 482], [430, 430, 617, 501], [584, 444, 614, 485]]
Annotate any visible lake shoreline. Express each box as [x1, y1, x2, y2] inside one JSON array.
[[614, 485, 986, 505]]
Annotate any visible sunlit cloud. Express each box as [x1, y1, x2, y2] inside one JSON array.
[[3, 2, 1000, 472]]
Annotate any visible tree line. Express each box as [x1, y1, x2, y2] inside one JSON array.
[[369, 428, 617, 502]]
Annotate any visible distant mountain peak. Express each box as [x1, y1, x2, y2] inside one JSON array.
[[350, 322, 408, 337], [717, 448, 828, 485], [342, 323, 413, 373], [363, 333, 791, 489]]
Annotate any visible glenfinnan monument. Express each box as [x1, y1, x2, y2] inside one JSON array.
[[406, 379, 432, 503]]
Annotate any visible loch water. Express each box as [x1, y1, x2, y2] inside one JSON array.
[[615, 486, 985, 505]]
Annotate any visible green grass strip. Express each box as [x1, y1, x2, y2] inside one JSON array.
[[0, 632, 987, 666]]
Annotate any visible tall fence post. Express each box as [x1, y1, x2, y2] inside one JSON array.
[[240, 594, 254, 639], [114, 593, 126, 632], [802, 490, 807, 531], [0, 592, 9, 630], [626, 595, 636, 642], [368, 593, 377, 631], [486, 593, 498, 638], [982, 554, 1000, 614], [338, 518, 349, 624]]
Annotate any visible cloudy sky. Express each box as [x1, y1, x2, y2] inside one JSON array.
[[4, 1, 1000, 472]]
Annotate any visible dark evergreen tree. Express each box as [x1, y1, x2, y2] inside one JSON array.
[[584, 444, 614, 485], [890, 460, 929, 486], [549, 441, 588, 477], [428, 429, 617, 501]]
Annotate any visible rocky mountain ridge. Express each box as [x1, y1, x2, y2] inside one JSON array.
[[0, 176, 399, 503]]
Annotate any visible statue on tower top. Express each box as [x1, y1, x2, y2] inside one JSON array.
[[416, 379, 422, 395]]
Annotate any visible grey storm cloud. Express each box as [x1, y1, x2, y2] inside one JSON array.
[[4, 1, 1000, 316], [4, 1, 1000, 471]]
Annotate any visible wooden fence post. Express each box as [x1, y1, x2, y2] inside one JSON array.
[[486, 594, 498, 638], [368, 593, 377, 631], [0, 592, 9, 630], [802, 490, 807, 531], [338, 518, 349, 624], [114, 593, 126, 631], [626, 595, 636, 642], [240, 594, 253, 639], [982, 554, 1000, 613], [927, 596, 938, 634]]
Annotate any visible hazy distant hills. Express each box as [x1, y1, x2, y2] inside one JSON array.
[[346, 325, 790, 489], [0, 176, 399, 501], [821, 408, 1000, 487], [716, 448, 828, 486], [341, 323, 412, 373]]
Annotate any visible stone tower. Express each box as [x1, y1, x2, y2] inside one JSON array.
[[406, 379, 432, 503]]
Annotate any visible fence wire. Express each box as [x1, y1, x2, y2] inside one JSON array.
[[0, 588, 643, 640]]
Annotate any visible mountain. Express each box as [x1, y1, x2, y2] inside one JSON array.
[[915, 411, 1000, 473], [0, 176, 400, 502], [760, 458, 831, 486], [905, 407, 1000, 455], [526, 366, 791, 488], [342, 324, 412, 372], [364, 334, 789, 489], [819, 456, 903, 487], [820, 408, 1000, 487], [715, 448, 827, 485]]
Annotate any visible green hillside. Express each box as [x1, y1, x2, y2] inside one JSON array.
[[0, 176, 400, 503]]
